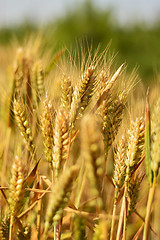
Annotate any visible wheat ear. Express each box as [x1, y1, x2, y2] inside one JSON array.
[[43, 166, 79, 238], [8, 156, 25, 217], [8, 48, 25, 127], [81, 114, 105, 209], [52, 109, 70, 178], [125, 117, 144, 183], [0, 216, 10, 240], [69, 65, 95, 124], [41, 97, 54, 168], [60, 74, 73, 111], [31, 60, 45, 103], [13, 99, 36, 160], [13, 48, 25, 99], [8, 156, 25, 240], [122, 118, 144, 239], [110, 136, 127, 240], [127, 175, 142, 218], [91, 63, 124, 113], [72, 215, 86, 240], [93, 219, 108, 240], [103, 91, 126, 156], [113, 135, 127, 198]]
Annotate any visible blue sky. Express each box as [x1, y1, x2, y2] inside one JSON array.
[[0, 0, 160, 26]]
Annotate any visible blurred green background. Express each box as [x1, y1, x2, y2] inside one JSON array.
[[1, 0, 160, 84]]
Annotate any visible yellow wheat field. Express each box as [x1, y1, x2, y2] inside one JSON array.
[[0, 36, 160, 240]]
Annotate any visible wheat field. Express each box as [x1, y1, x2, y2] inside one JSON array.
[[0, 37, 160, 240]]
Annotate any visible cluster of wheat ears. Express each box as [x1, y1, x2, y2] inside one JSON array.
[[0, 39, 160, 240]]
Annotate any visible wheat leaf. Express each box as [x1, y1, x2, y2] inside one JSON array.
[[145, 89, 152, 184]]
